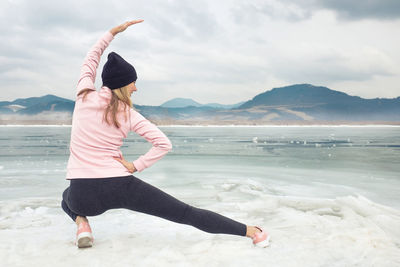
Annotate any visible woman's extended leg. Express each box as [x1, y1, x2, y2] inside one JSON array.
[[122, 176, 247, 236]]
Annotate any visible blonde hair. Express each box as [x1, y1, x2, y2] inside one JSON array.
[[77, 85, 134, 129]]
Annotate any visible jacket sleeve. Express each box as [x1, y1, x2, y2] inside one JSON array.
[[130, 109, 173, 172], [76, 31, 114, 97]]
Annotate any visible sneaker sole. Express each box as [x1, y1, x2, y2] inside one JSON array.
[[77, 232, 93, 248], [254, 235, 270, 248]]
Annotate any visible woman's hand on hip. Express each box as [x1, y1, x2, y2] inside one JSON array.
[[110, 19, 144, 36], [113, 155, 137, 173]]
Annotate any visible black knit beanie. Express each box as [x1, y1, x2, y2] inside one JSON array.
[[101, 52, 137, 90]]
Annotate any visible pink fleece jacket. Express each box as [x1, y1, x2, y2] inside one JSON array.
[[66, 31, 172, 179]]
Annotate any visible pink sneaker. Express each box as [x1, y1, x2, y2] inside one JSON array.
[[76, 221, 94, 248], [252, 226, 270, 248]]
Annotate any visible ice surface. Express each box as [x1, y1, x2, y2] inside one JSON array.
[[1, 190, 400, 267], [1, 126, 400, 266]]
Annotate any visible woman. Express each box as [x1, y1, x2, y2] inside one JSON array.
[[61, 19, 270, 248]]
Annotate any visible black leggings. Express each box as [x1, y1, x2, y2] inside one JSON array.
[[61, 175, 247, 236]]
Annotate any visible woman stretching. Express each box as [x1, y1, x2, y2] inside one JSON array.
[[61, 19, 270, 248]]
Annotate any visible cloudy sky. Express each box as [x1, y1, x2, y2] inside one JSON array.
[[1, 0, 400, 106]]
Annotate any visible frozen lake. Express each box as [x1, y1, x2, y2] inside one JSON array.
[[1, 125, 399, 266]]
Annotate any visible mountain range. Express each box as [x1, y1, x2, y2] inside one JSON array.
[[1, 84, 399, 125]]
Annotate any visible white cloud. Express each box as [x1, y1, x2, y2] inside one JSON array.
[[0, 0, 399, 106]]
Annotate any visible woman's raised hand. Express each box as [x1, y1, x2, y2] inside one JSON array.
[[110, 19, 144, 36]]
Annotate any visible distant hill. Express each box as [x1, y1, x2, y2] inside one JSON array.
[[160, 97, 244, 109], [160, 98, 202, 108], [239, 84, 356, 108], [236, 84, 400, 121], [202, 101, 245, 109], [0, 94, 74, 115], [1, 84, 399, 125]]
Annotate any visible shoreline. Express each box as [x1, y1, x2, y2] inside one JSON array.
[[1, 124, 400, 127], [1, 119, 400, 127]]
